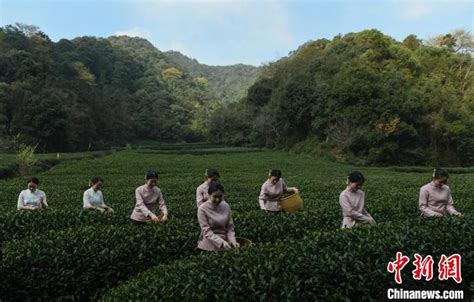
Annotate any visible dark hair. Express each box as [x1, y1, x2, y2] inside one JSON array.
[[347, 171, 365, 184], [433, 168, 449, 179], [269, 169, 282, 178], [206, 168, 220, 178], [145, 170, 159, 180], [208, 181, 225, 195], [27, 176, 39, 185], [90, 176, 104, 185]]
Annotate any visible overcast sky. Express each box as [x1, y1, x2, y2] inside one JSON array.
[[1, 0, 472, 66]]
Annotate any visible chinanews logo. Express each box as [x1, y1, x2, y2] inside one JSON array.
[[385, 253, 470, 301]]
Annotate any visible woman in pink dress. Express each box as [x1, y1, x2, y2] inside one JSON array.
[[197, 182, 239, 251], [130, 171, 169, 224], [339, 171, 375, 229], [419, 168, 463, 218], [196, 168, 220, 208], [258, 169, 299, 212]]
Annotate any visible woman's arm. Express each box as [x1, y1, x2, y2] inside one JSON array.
[[196, 186, 205, 207], [225, 208, 237, 246], [446, 188, 462, 216], [40, 193, 48, 209], [157, 190, 168, 218], [83, 190, 94, 209], [258, 184, 268, 209], [282, 179, 298, 194]]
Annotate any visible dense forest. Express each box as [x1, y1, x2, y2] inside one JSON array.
[[165, 51, 259, 103], [0, 23, 258, 152], [208, 29, 474, 166], [1, 24, 473, 165]]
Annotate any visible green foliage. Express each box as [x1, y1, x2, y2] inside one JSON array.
[[162, 67, 183, 80], [101, 217, 473, 301], [72, 61, 96, 83], [16, 143, 38, 175], [209, 29, 474, 166], [164, 50, 259, 103], [0, 222, 198, 300], [0, 150, 111, 181], [0, 162, 18, 179], [1, 25, 244, 151], [3, 23, 471, 166], [0, 147, 472, 300]]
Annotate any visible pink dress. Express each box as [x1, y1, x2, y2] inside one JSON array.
[[130, 185, 168, 222], [339, 188, 374, 228], [196, 181, 210, 208], [197, 200, 237, 251], [258, 178, 295, 212], [419, 182, 460, 217]]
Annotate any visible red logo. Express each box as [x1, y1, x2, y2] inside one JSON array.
[[412, 253, 434, 281], [438, 254, 462, 283], [387, 252, 410, 284], [387, 253, 462, 284]]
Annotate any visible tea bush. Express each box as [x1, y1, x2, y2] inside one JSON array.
[[0, 147, 472, 301], [102, 217, 474, 301]]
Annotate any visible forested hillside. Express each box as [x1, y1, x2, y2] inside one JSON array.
[[0, 24, 231, 151], [165, 50, 259, 103], [1, 24, 472, 165], [208, 29, 474, 166]]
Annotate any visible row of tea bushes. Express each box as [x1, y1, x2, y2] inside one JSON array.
[[0, 209, 129, 244], [101, 216, 474, 301], [0, 209, 341, 301], [0, 220, 199, 301], [1, 149, 472, 301], [3, 174, 467, 248]]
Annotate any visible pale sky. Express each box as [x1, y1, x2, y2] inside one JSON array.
[[1, 0, 472, 66]]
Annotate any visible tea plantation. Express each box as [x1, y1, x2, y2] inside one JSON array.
[[0, 145, 472, 301]]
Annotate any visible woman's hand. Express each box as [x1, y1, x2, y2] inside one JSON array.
[[452, 212, 464, 217], [221, 241, 231, 250], [232, 242, 240, 248], [150, 214, 160, 222], [105, 207, 114, 214]]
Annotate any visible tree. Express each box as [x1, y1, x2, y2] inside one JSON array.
[[403, 34, 422, 51], [162, 67, 183, 80], [427, 29, 474, 53]]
